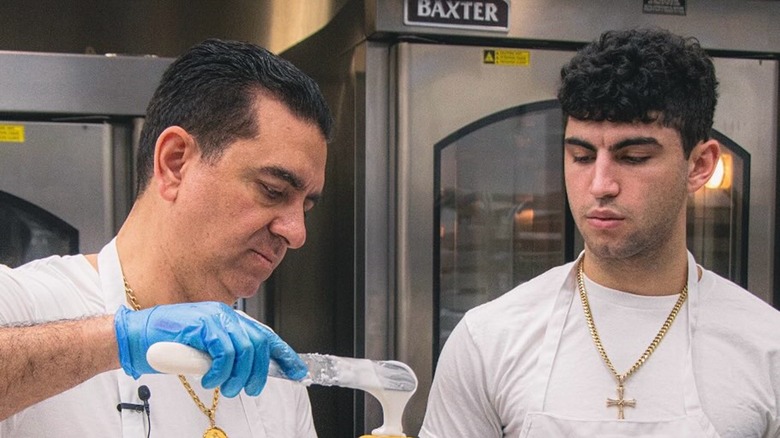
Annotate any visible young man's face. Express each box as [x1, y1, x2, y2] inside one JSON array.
[[171, 97, 327, 303], [563, 117, 691, 263]]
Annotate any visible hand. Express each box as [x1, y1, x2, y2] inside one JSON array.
[[114, 302, 308, 397]]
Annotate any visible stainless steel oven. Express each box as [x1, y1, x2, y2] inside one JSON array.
[[0, 52, 171, 266]]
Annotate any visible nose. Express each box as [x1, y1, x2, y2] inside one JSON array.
[[590, 156, 620, 199], [269, 208, 307, 249]]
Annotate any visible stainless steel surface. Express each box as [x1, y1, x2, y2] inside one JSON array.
[[0, 51, 170, 115], [0, 121, 113, 254], [364, 39, 395, 374], [0, 0, 349, 56], [372, 0, 780, 54]]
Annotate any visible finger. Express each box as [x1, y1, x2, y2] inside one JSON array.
[[218, 315, 254, 398], [199, 319, 236, 390], [268, 336, 308, 381], [239, 317, 271, 396], [245, 330, 270, 396]]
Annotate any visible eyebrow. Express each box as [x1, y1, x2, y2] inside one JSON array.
[[256, 166, 322, 204], [564, 136, 661, 151]]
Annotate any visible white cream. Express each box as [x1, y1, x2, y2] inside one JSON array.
[[333, 357, 417, 436], [365, 385, 416, 436]]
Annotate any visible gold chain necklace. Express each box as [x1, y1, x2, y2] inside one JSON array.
[[576, 258, 687, 420], [122, 276, 229, 438]]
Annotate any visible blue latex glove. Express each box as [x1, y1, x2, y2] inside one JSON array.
[[114, 301, 308, 397]]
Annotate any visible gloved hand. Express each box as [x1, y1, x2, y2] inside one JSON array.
[[114, 301, 308, 397]]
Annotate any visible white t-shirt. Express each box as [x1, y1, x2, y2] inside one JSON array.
[[0, 255, 317, 438], [420, 260, 780, 438]]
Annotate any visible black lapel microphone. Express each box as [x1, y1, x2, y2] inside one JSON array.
[[117, 385, 152, 414], [138, 385, 151, 414]]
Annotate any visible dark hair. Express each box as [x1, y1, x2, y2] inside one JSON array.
[[558, 28, 718, 157], [136, 38, 333, 193]]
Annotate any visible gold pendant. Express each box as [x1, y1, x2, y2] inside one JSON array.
[[606, 384, 636, 419], [203, 426, 228, 438]]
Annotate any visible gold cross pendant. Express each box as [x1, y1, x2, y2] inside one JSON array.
[[606, 384, 636, 419]]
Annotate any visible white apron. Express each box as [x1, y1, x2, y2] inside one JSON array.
[[98, 238, 150, 438], [520, 253, 721, 437]]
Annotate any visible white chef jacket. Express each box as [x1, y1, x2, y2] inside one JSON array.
[[0, 239, 317, 438]]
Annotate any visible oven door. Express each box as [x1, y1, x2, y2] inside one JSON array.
[[393, 43, 576, 433], [0, 121, 119, 265]]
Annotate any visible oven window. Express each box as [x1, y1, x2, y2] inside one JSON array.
[[434, 101, 566, 351], [686, 131, 749, 288], [0, 191, 78, 268]]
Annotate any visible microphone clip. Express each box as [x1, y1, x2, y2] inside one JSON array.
[[117, 385, 151, 415], [116, 402, 146, 413]]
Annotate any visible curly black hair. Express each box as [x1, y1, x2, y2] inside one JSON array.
[[558, 28, 718, 157]]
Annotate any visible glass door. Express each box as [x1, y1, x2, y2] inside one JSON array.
[[0, 191, 78, 268], [435, 101, 566, 350], [687, 132, 750, 287]]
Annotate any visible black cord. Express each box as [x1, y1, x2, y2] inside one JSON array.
[[144, 407, 151, 438], [139, 385, 151, 438], [116, 384, 152, 437]]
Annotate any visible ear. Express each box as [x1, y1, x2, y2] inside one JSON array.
[[153, 126, 199, 202], [686, 139, 721, 193]]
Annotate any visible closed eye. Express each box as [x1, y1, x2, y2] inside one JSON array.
[[622, 155, 650, 164], [260, 182, 284, 200], [572, 155, 595, 164], [564, 140, 596, 164]]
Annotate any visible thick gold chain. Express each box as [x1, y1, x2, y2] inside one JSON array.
[[577, 258, 687, 383], [122, 276, 221, 429], [123, 276, 142, 311], [177, 375, 221, 428]]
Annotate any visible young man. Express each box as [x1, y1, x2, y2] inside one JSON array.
[[420, 28, 780, 437], [0, 39, 333, 437]]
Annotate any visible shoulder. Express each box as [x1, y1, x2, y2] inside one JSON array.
[[693, 268, 780, 433], [460, 262, 573, 342], [0, 255, 100, 323], [423, 264, 574, 437], [442, 262, 573, 374], [696, 268, 780, 331], [694, 267, 780, 354], [2, 254, 96, 288]]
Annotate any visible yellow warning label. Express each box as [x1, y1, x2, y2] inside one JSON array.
[[483, 49, 531, 66], [0, 124, 25, 143]]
